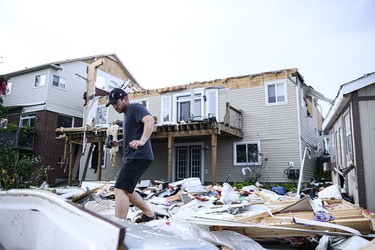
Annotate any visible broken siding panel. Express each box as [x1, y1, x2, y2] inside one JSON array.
[[299, 93, 320, 181]]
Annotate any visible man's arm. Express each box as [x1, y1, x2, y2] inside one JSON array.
[[129, 114, 154, 149]]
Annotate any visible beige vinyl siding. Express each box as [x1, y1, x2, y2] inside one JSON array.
[[143, 141, 169, 180], [212, 79, 302, 183], [359, 85, 375, 212], [147, 95, 161, 119]]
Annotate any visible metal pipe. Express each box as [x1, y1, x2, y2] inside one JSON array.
[[296, 147, 310, 196]]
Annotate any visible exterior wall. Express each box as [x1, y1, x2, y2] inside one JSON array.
[[328, 84, 375, 211], [329, 105, 355, 197], [96, 69, 324, 185], [358, 85, 375, 212], [216, 79, 302, 183], [46, 61, 87, 118], [298, 94, 321, 182], [2, 68, 50, 108], [18, 110, 82, 184]]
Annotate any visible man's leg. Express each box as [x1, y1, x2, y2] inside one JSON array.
[[129, 191, 154, 218], [114, 188, 130, 219]]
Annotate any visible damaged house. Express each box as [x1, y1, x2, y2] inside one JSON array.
[[60, 67, 331, 187], [322, 71, 375, 212], [0, 53, 141, 184]]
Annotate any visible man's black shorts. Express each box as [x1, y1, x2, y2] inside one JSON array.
[[115, 158, 153, 193]]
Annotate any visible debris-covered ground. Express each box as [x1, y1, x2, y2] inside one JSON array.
[[41, 178, 375, 250]]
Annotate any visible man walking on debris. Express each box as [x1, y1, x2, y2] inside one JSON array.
[[106, 88, 157, 223]]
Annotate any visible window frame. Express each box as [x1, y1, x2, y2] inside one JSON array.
[[174, 90, 204, 122], [343, 112, 353, 158], [233, 141, 261, 166], [265, 80, 287, 105], [20, 113, 36, 127], [161, 95, 172, 124], [34, 74, 46, 87], [57, 114, 74, 128], [52, 75, 67, 90], [132, 99, 149, 110], [205, 89, 218, 119]]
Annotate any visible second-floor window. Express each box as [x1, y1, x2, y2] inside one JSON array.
[[34, 74, 46, 87], [344, 113, 353, 157], [205, 89, 218, 118], [52, 75, 67, 90], [176, 93, 203, 122], [266, 81, 286, 105], [161, 96, 171, 123], [233, 141, 261, 166]]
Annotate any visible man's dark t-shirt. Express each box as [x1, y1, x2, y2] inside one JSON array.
[[122, 103, 154, 161]]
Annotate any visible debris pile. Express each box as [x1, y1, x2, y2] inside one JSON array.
[[45, 178, 375, 249]]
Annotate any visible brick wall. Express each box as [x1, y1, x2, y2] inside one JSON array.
[[33, 111, 82, 185]]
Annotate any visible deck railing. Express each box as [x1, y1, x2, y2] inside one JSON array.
[[223, 102, 242, 131], [0, 129, 35, 150]]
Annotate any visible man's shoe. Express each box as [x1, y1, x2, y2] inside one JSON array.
[[135, 213, 156, 223]]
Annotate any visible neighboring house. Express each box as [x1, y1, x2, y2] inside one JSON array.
[[0, 53, 140, 184], [67, 68, 329, 187], [322, 72, 375, 212]]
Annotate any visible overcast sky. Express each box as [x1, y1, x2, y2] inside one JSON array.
[[1, 0, 374, 115]]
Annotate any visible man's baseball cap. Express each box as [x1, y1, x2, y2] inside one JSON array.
[[106, 88, 127, 107]]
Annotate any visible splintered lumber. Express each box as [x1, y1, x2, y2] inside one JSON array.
[[166, 194, 182, 202], [227, 199, 375, 238], [70, 186, 103, 202]]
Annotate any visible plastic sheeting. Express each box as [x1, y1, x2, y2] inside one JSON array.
[[148, 218, 266, 250]]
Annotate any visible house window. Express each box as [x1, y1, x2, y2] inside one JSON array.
[[96, 106, 107, 126], [35, 74, 46, 87], [205, 89, 218, 118], [233, 141, 261, 166], [176, 92, 203, 122], [52, 75, 67, 89], [57, 114, 73, 128], [266, 81, 286, 104], [132, 100, 149, 109], [336, 129, 343, 167], [20, 113, 36, 127], [161, 96, 171, 123], [343, 113, 353, 156]]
